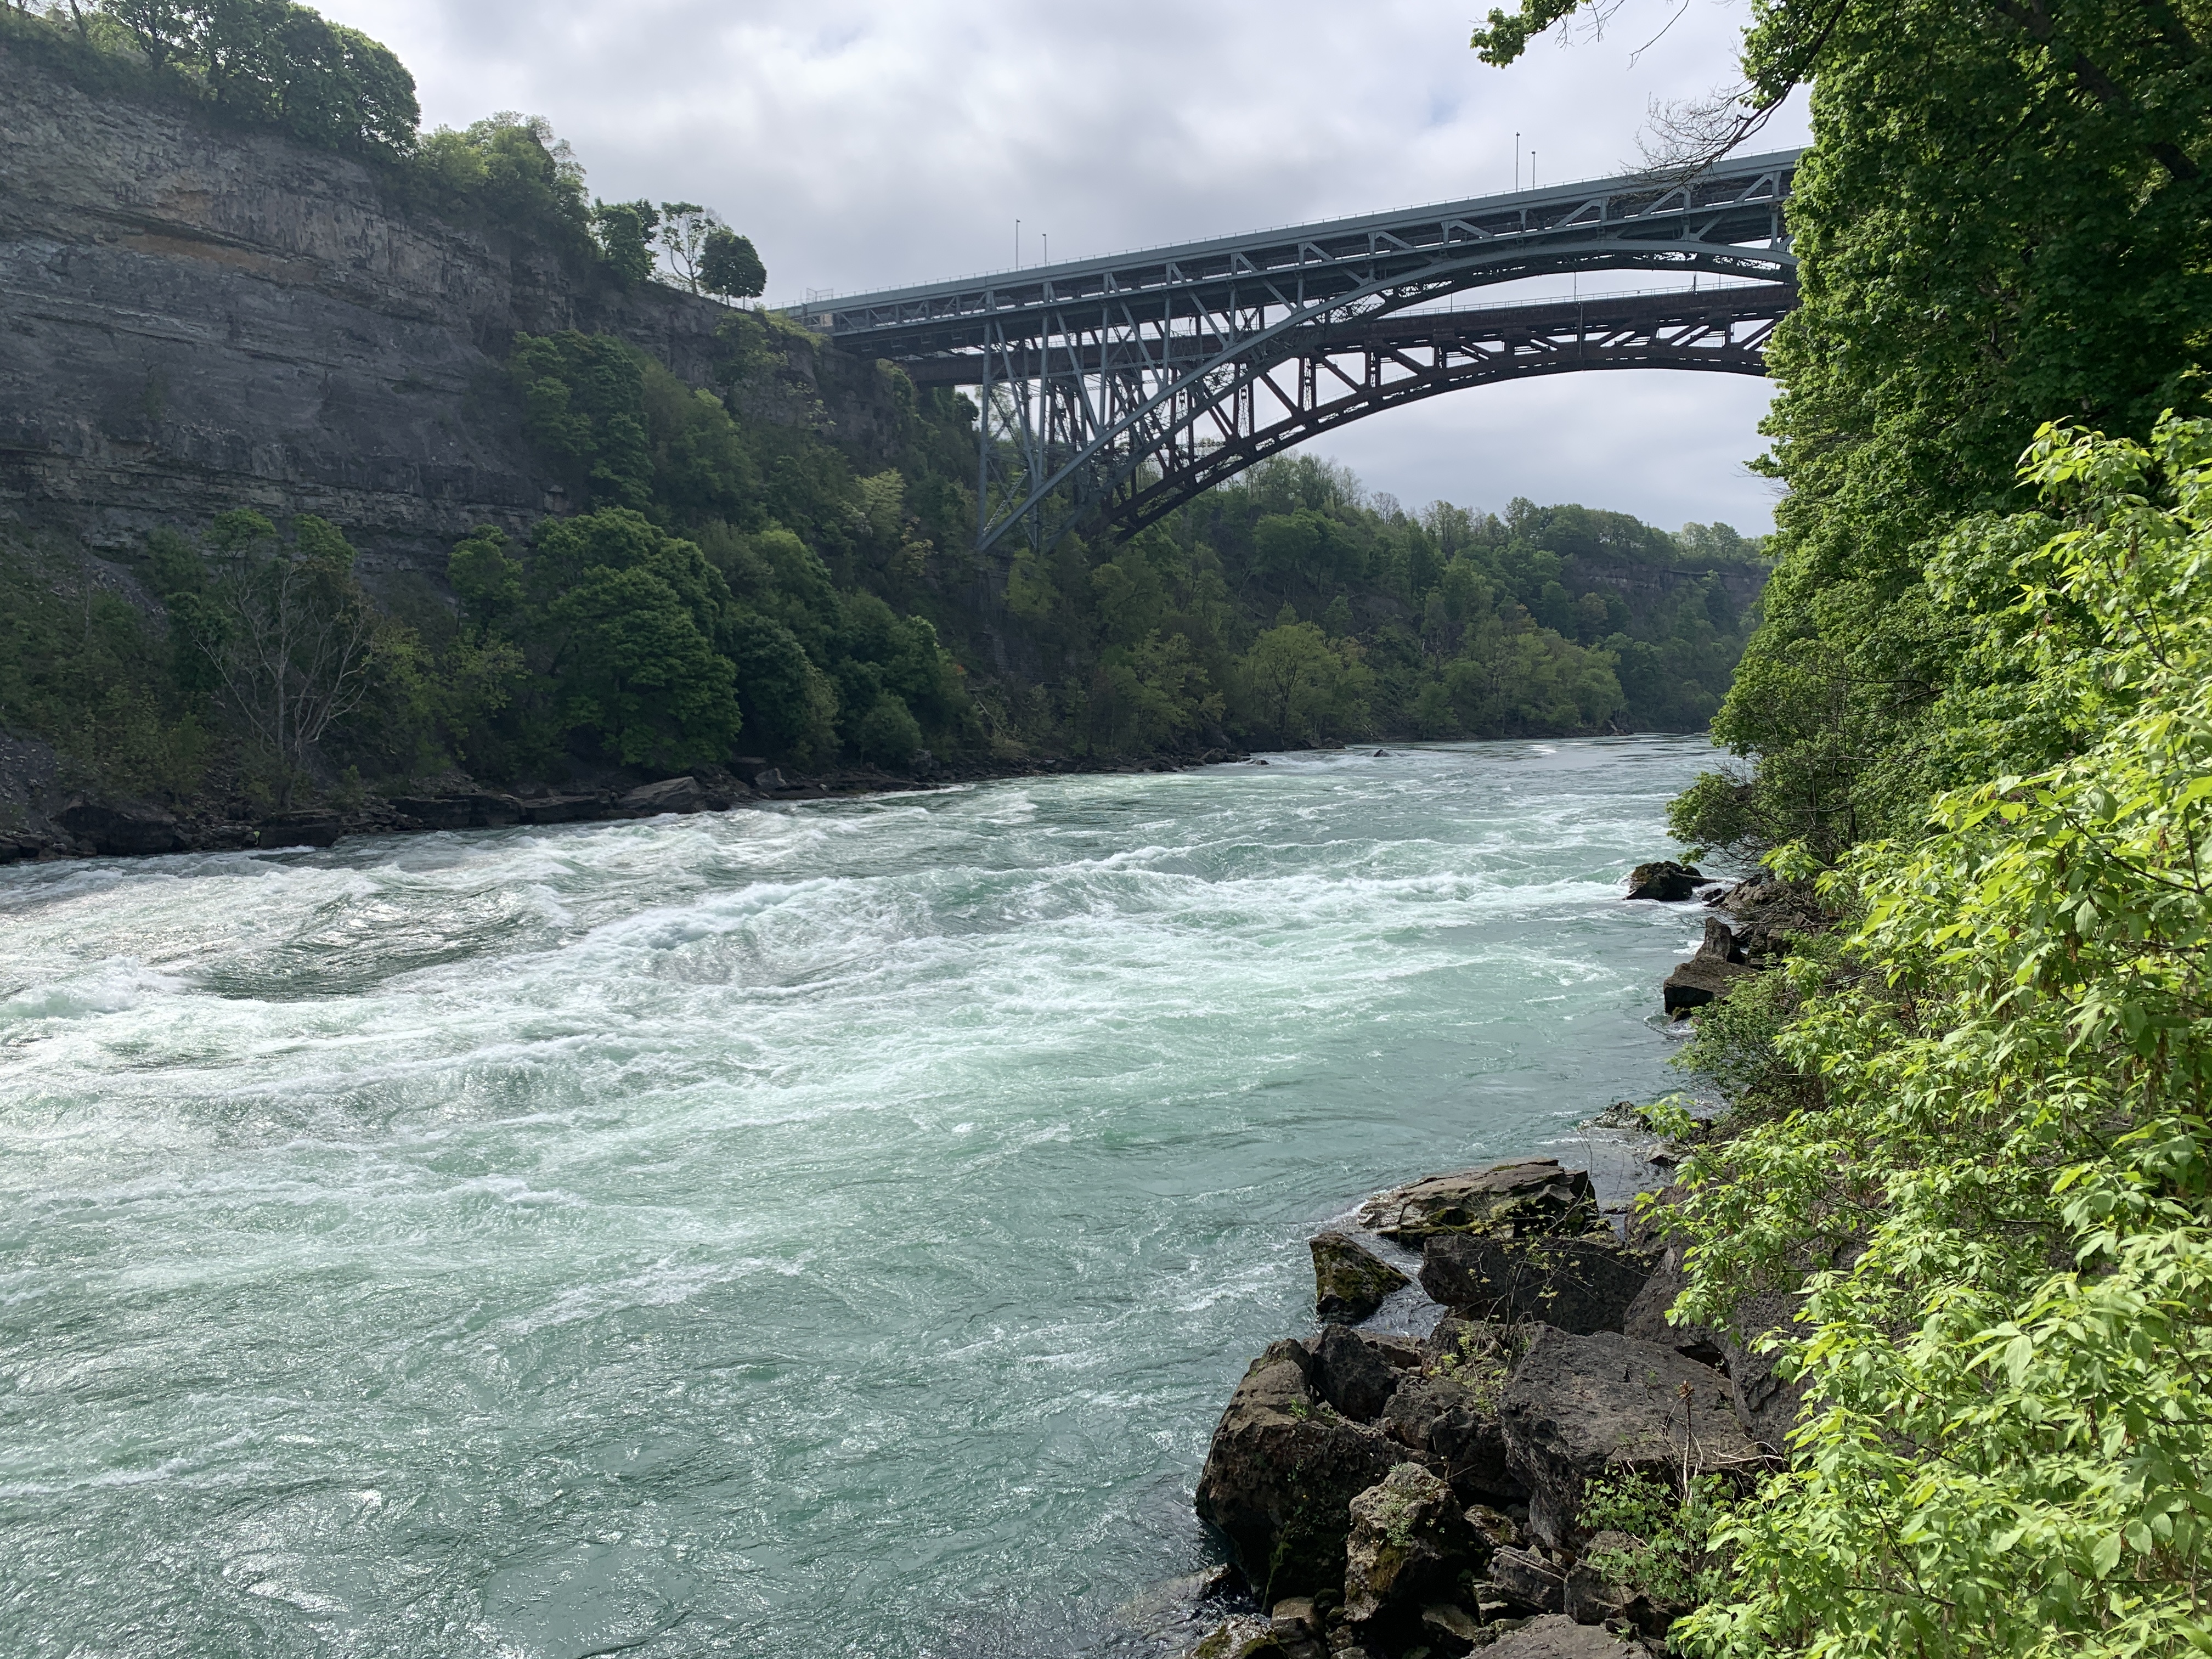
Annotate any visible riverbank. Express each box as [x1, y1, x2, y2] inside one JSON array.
[[1175, 872, 1779, 1658], [0, 733, 1257, 864]]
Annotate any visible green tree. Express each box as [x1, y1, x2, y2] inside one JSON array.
[[416, 113, 592, 250], [699, 228, 766, 300], [724, 610, 839, 761], [1476, 0, 2212, 860], [1235, 613, 1373, 744], [591, 198, 659, 285], [510, 332, 653, 510], [853, 693, 923, 768], [547, 563, 741, 769]]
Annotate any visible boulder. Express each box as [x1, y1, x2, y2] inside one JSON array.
[[1310, 1231, 1409, 1323], [1195, 1341, 1399, 1601], [1583, 1100, 1648, 1132], [1563, 1532, 1658, 1630], [1268, 1598, 1321, 1644], [1357, 1159, 1598, 1243], [1311, 1323, 1415, 1422], [1661, 953, 1752, 1017], [1188, 1615, 1287, 1658], [1618, 1244, 1726, 1369], [1419, 1601, 1484, 1654], [618, 775, 706, 816], [1663, 917, 1760, 1016], [1718, 1289, 1809, 1454], [1499, 1328, 1758, 1549], [59, 798, 181, 855], [753, 767, 791, 791], [1486, 1544, 1567, 1614], [1697, 916, 1747, 963], [1624, 861, 1702, 902], [1420, 1233, 1655, 1335], [257, 809, 343, 848], [1341, 1463, 1470, 1623], [1486, 1613, 1643, 1656], [1383, 1325, 1522, 1504]]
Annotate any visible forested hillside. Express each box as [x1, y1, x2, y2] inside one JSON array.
[[1472, 1, 2212, 1654], [0, 3, 1764, 832]]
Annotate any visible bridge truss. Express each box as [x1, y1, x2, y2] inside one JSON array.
[[794, 149, 1799, 554]]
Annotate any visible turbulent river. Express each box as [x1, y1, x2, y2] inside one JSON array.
[[2, 736, 1723, 1659]]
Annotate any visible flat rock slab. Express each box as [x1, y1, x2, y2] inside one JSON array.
[[1311, 1230, 1410, 1322], [1500, 1327, 1755, 1548], [257, 811, 343, 848], [1420, 1233, 1654, 1335], [1358, 1159, 1596, 1243], [1488, 1613, 1645, 1656]]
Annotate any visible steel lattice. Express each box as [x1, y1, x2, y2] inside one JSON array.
[[789, 150, 1801, 554]]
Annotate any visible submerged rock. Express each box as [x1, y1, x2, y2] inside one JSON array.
[[1357, 1159, 1597, 1243], [1500, 1328, 1754, 1549], [1419, 1233, 1655, 1335], [1194, 1340, 1398, 1601], [1310, 1230, 1409, 1323], [520, 793, 605, 825], [257, 809, 343, 848], [388, 795, 472, 831], [1624, 861, 1702, 902]]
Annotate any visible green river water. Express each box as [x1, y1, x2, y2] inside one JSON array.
[[1, 736, 1721, 1658]]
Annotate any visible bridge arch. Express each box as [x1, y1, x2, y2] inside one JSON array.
[[791, 151, 1799, 553]]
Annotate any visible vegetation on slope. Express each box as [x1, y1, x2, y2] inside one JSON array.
[[1474, 1, 2212, 1652], [1, 3, 1765, 814]]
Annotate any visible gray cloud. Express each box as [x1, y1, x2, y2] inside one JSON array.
[[327, 0, 1807, 533]]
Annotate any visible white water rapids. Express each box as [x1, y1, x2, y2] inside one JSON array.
[[1, 737, 1720, 1657]]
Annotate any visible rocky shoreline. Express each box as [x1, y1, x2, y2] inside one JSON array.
[[1171, 868, 1803, 1658], [0, 736, 1260, 865]]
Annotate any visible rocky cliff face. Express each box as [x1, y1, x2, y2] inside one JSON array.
[[0, 39, 741, 571]]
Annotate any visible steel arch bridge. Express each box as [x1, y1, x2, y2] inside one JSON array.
[[788, 149, 1800, 554]]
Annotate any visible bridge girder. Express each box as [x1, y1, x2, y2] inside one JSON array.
[[792, 150, 1801, 555]]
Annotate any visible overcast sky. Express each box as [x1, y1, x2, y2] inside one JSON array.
[[325, 0, 1809, 535]]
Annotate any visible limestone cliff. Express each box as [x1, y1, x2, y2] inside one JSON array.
[[0, 37, 745, 571]]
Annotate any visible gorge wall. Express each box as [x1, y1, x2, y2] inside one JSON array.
[[0, 37, 827, 572]]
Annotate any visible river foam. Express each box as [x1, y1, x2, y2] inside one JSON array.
[[2, 736, 1718, 1658]]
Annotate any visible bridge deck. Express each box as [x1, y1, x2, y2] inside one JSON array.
[[897, 284, 1796, 386], [791, 149, 1801, 358]]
